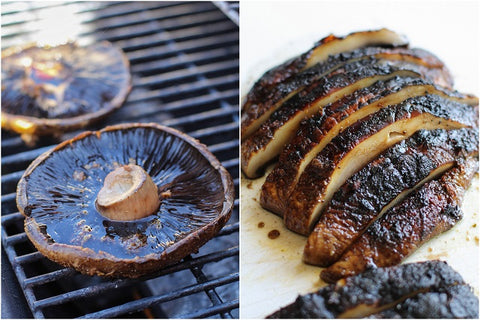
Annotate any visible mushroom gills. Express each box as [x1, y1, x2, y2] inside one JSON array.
[[260, 78, 477, 215], [284, 95, 478, 235], [321, 156, 478, 283], [16, 123, 234, 278], [1, 41, 131, 138]]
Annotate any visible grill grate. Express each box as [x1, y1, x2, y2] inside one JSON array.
[[1, 1, 239, 318]]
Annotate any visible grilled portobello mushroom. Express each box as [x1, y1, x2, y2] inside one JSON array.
[[1, 41, 131, 141], [243, 28, 409, 114], [242, 46, 453, 140], [241, 56, 453, 178], [304, 128, 479, 266], [267, 260, 476, 319], [368, 284, 479, 319], [242, 29, 478, 297], [16, 123, 234, 278], [322, 156, 478, 283], [284, 95, 477, 235], [260, 77, 477, 215]]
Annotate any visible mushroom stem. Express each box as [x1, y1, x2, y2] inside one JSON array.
[[96, 164, 160, 221]]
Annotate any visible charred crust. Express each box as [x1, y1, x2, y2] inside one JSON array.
[[261, 76, 433, 214], [268, 261, 468, 318], [242, 45, 455, 140], [322, 158, 478, 283], [370, 284, 479, 319], [289, 94, 476, 218], [303, 128, 478, 266], [244, 29, 410, 113]]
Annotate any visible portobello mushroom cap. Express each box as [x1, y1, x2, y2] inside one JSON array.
[[1, 41, 131, 137], [16, 123, 235, 278]]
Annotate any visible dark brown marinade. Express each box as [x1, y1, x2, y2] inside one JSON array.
[[260, 76, 476, 215], [242, 58, 420, 177], [303, 128, 479, 267], [368, 284, 479, 319], [267, 261, 466, 319], [321, 157, 478, 283], [243, 29, 409, 114], [285, 95, 478, 235], [241, 47, 452, 139]]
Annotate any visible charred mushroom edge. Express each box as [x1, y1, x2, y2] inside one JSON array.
[[16, 122, 235, 278]]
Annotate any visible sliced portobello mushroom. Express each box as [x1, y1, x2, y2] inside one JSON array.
[[321, 156, 478, 283], [1, 41, 131, 140], [241, 58, 431, 179], [241, 46, 452, 140], [284, 95, 478, 235], [16, 123, 234, 278], [243, 28, 409, 113], [267, 260, 470, 319], [368, 284, 479, 319], [303, 128, 479, 267], [260, 77, 477, 215]]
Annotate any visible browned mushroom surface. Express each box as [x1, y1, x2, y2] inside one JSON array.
[[16, 123, 234, 278], [267, 260, 478, 319], [1, 41, 131, 137]]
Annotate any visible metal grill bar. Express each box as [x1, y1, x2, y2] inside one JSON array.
[[1, 212, 23, 224], [2, 146, 52, 166], [80, 273, 239, 319], [179, 300, 240, 319], [14, 251, 43, 264], [29, 246, 239, 308], [127, 74, 239, 103], [23, 269, 77, 288], [189, 262, 230, 318], [1, 133, 238, 178], [1, 1, 239, 318]]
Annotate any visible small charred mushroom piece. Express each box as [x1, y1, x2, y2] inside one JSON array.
[[96, 164, 161, 221], [1, 41, 131, 139], [16, 123, 234, 278]]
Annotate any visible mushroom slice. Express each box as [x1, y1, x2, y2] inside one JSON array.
[[303, 128, 479, 267], [369, 285, 479, 319], [1, 42, 131, 139], [321, 156, 478, 284], [260, 77, 477, 215], [16, 123, 234, 278], [267, 261, 469, 319], [244, 28, 408, 112], [241, 58, 428, 179], [284, 95, 478, 235], [242, 46, 453, 140]]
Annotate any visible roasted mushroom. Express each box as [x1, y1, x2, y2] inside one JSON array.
[[16, 123, 235, 278], [1, 41, 131, 140]]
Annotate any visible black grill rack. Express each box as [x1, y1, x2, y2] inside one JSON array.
[[1, 1, 239, 318]]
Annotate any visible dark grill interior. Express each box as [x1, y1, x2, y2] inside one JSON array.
[[1, 1, 239, 318]]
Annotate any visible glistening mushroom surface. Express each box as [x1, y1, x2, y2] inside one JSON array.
[[16, 123, 234, 277], [1, 41, 131, 136]]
